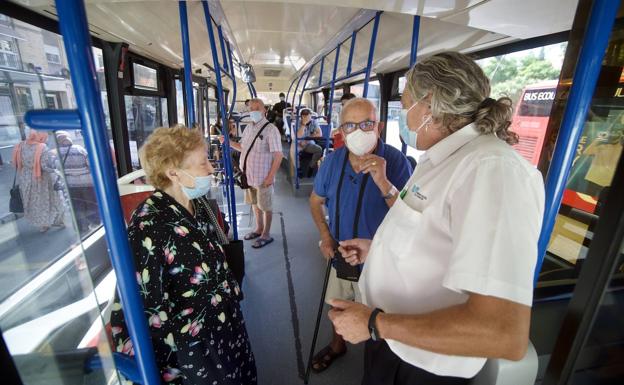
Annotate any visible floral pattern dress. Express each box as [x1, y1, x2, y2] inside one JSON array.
[[110, 191, 257, 385]]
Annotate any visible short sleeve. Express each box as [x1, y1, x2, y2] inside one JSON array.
[[268, 125, 282, 153], [443, 158, 545, 307], [313, 152, 335, 198], [386, 149, 413, 189]]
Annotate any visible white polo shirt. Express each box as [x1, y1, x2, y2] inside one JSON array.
[[359, 123, 545, 378]]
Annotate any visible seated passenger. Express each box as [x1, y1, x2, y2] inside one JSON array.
[[309, 98, 412, 373], [297, 108, 323, 176], [329, 52, 545, 385], [332, 93, 357, 149], [109, 126, 257, 384]]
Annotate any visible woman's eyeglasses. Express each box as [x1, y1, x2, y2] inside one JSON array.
[[339, 120, 377, 134]]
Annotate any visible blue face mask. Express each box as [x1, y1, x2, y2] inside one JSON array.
[[249, 111, 264, 123], [179, 169, 212, 200], [399, 101, 431, 149]]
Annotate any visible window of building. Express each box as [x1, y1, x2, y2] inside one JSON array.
[[0, 38, 20, 69], [44, 44, 61, 65]]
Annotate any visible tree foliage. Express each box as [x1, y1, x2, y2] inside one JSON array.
[[480, 53, 561, 104]]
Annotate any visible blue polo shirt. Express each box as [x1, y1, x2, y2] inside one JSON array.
[[313, 140, 412, 242]]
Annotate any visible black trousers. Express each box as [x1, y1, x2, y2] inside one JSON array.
[[362, 340, 472, 385]]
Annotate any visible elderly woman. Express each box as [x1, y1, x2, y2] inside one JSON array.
[[328, 52, 545, 385], [55, 131, 98, 233], [12, 130, 64, 232], [109, 126, 256, 385]]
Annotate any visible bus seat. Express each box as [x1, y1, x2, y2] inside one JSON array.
[[469, 341, 538, 385], [117, 169, 155, 223]]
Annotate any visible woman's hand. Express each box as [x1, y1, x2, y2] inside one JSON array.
[[338, 238, 371, 266]]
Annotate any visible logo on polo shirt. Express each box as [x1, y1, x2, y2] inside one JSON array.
[[411, 185, 427, 201]]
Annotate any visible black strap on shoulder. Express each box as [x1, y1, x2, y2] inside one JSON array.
[[61, 144, 72, 166], [242, 121, 271, 173], [333, 151, 369, 240]]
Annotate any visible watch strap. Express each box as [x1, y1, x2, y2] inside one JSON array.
[[368, 308, 384, 341]]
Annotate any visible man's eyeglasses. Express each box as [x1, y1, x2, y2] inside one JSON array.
[[339, 120, 377, 134]]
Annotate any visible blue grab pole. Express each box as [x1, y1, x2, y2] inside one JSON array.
[[346, 31, 356, 76], [535, 0, 620, 284], [325, 44, 341, 154], [403, 15, 421, 155], [217, 26, 229, 74], [24, 109, 81, 130], [362, 12, 381, 98], [179, 1, 195, 127], [202, 0, 239, 240], [318, 56, 325, 87], [52, 0, 160, 384], [294, 66, 314, 189], [226, 42, 237, 119], [286, 77, 297, 103]]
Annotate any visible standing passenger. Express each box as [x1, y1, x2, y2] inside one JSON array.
[[12, 130, 64, 232], [110, 126, 257, 385], [328, 52, 545, 385], [309, 98, 412, 372], [226, 98, 283, 248]]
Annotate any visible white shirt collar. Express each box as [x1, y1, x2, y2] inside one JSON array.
[[425, 123, 481, 166]]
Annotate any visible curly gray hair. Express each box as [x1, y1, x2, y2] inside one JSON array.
[[405, 51, 518, 145]]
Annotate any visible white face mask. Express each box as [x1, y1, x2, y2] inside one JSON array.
[[345, 129, 377, 156], [249, 111, 263, 123]]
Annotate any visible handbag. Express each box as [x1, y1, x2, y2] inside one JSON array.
[[54, 145, 72, 191], [236, 122, 271, 189], [199, 197, 246, 298], [10, 169, 23, 214]]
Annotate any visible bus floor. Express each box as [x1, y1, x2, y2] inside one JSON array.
[[237, 167, 365, 385]]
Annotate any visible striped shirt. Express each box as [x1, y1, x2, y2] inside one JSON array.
[[240, 118, 282, 187]]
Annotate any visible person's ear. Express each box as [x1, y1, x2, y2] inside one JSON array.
[[165, 168, 179, 184]]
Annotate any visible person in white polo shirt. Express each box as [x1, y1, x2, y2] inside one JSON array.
[[327, 51, 545, 385]]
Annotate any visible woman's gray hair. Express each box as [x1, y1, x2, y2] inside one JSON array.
[[405, 51, 518, 145]]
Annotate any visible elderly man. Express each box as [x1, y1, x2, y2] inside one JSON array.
[[309, 98, 412, 372], [297, 108, 323, 176], [227, 98, 283, 248]]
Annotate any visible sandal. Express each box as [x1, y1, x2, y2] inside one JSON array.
[[311, 345, 346, 373], [251, 237, 274, 249], [244, 232, 262, 241]]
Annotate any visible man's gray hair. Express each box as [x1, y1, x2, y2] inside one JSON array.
[[339, 97, 378, 123], [249, 98, 265, 109]]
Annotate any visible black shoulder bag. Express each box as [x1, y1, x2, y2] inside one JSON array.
[[9, 167, 23, 214], [198, 197, 246, 299], [333, 151, 370, 282], [237, 122, 271, 189]]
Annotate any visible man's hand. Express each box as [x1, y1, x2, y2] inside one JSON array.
[[359, 154, 391, 194], [319, 236, 337, 260], [328, 299, 373, 344], [338, 238, 372, 266], [261, 175, 274, 188]]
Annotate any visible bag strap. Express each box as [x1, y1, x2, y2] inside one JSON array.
[[13, 142, 23, 188], [61, 144, 72, 166], [242, 121, 271, 173], [333, 151, 369, 240], [198, 196, 229, 245]]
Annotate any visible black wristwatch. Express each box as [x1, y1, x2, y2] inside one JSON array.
[[368, 308, 384, 341]]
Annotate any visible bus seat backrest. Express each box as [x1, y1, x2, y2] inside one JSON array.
[[469, 341, 538, 385]]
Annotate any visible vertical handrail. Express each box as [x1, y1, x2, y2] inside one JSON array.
[[346, 31, 357, 77], [226, 42, 237, 119], [535, 0, 620, 283], [318, 56, 325, 87], [325, 44, 341, 154], [294, 66, 314, 189], [179, 1, 195, 127], [53, 0, 160, 383], [217, 26, 229, 74], [286, 77, 297, 103], [403, 15, 421, 154], [362, 11, 381, 98], [202, 0, 239, 240]]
